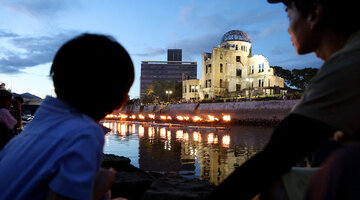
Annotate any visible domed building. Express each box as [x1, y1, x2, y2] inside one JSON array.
[[182, 30, 286, 100]]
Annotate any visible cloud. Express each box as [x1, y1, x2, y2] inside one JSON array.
[[133, 48, 167, 57], [172, 33, 221, 60], [0, 31, 79, 74], [0, 0, 79, 18], [0, 29, 19, 38]]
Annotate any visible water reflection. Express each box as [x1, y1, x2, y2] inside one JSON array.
[[102, 121, 272, 185]]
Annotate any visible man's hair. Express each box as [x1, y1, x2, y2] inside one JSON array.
[[0, 90, 13, 109], [50, 33, 134, 120], [284, 0, 359, 35]]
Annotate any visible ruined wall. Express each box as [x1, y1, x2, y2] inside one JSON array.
[[118, 100, 299, 124]]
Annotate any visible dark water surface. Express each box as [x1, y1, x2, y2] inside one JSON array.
[[102, 120, 273, 185]]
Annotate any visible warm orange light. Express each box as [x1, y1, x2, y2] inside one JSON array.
[[176, 130, 183, 140], [138, 114, 145, 120], [148, 127, 154, 138], [208, 133, 214, 144], [193, 116, 202, 122], [130, 124, 136, 134], [130, 115, 136, 119], [160, 115, 167, 120], [138, 126, 144, 137], [183, 133, 189, 141], [193, 131, 201, 142], [176, 116, 184, 121], [214, 136, 219, 144], [120, 114, 128, 120], [184, 116, 190, 121], [223, 115, 231, 122], [222, 135, 230, 147], [207, 115, 215, 122], [167, 116, 172, 120], [120, 124, 127, 136], [103, 122, 111, 129], [167, 130, 171, 140], [160, 128, 166, 139], [148, 114, 155, 119]]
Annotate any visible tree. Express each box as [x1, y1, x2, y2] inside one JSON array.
[[271, 66, 318, 91], [291, 68, 318, 90], [142, 80, 182, 104], [272, 66, 293, 87]]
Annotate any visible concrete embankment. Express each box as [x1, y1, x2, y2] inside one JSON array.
[[118, 100, 299, 126]]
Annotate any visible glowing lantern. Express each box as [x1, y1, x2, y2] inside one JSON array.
[[223, 115, 231, 122]]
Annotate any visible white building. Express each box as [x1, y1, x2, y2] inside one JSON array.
[[183, 30, 286, 100]]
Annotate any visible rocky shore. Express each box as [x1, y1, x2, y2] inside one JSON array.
[[103, 154, 216, 200]]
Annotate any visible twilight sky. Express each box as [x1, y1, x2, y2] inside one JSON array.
[[0, 0, 323, 99]]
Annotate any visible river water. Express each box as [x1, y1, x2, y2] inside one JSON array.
[[102, 120, 273, 185]]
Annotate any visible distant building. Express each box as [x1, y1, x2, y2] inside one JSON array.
[[183, 30, 286, 100], [140, 49, 197, 99], [167, 49, 182, 61]]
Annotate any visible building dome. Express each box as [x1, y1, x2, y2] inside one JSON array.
[[221, 30, 251, 43]]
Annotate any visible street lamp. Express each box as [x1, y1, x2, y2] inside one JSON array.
[[165, 90, 172, 102], [246, 78, 253, 100]]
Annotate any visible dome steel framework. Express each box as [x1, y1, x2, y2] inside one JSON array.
[[221, 30, 251, 43]]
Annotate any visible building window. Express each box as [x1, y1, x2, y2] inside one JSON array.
[[220, 64, 223, 73], [220, 54, 223, 59], [208, 64, 212, 73], [259, 63, 264, 72], [236, 56, 241, 62], [184, 86, 187, 93], [251, 66, 254, 74], [259, 79, 264, 87], [236, 69, 242, 77], [188, 85, 191, 93], [195, 86, 199, 92], [236, 84, 241, 91], [220, 79, 223, 88], [236, 45, 238, 50], [207, 80, 211, 88], [268, 79, 270, 86]]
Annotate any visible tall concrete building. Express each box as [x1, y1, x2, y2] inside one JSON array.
[[183, 30, 286, 100], [140, 49, 197, 99]]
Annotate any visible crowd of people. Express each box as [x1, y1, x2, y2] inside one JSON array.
[[0, 0, 359, 199]]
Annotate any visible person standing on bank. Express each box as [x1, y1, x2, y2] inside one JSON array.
[[207, 0, 360, 199], [0, 34, 134, 200]]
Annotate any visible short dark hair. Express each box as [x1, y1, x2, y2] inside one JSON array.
[[282, 0, 360, 35], [50, 33, 134, 120], [0, 90, 13, 109]]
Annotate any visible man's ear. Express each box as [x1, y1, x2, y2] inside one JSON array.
[[308, 2, 324, 30]]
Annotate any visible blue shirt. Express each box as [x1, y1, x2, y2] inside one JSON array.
[[0, 96, 105, 200]]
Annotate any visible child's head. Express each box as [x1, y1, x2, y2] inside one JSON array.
[[50, 33, 134, 121], [0, 90, 13, 109]]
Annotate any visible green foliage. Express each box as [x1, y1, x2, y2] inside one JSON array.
[[142, 80, 182, 103], [271, 66, 318, 91]]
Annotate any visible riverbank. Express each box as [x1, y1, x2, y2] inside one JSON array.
[[116, 100, 299, 126], [103, 154, 215, 200]]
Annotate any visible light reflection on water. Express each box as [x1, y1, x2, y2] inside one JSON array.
[[102, 121, 273, 185]]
